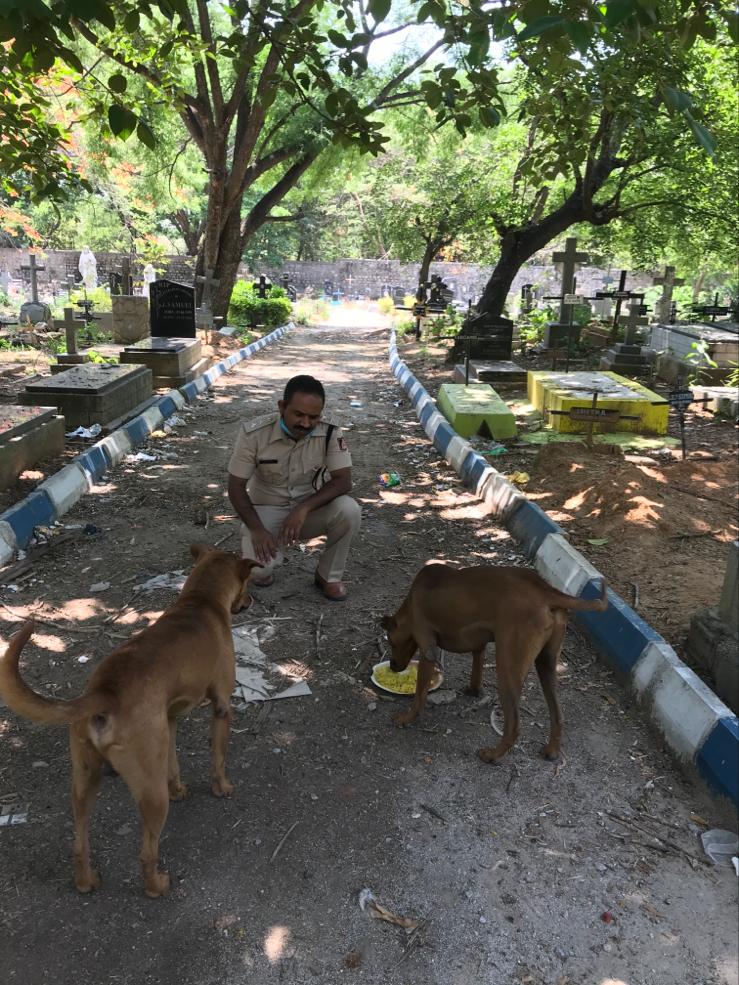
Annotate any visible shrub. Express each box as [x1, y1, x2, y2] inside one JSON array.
[[228, 280, 292, 328], [403, 294, 417, 309], [377, 295, 394, 315], [294, 299, 330, 325]]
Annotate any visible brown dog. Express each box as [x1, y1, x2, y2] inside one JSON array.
[[381, 563, 607, 763], [0, 544, 260, 898]]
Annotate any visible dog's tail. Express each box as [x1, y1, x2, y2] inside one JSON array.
[[0, 620, 110, 726], [548, 578, 608, 613]]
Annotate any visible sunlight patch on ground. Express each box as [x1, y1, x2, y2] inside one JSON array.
[[30, 632, 66, 653], [264, 925, 290, 964]]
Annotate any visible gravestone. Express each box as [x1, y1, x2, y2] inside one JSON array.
[[688, 541, 739, 713], [20, 363, 153, 428], [196, 268, 220, 330], [600, 303, 652, 377], [543, 238, 599, 348], [653, 266, 684, 323], [451, 313, 515, 362], [255, 275, 272, 299], [520, 284, 534, 313], [51, 308, 91, 374], [120, 337, 207, 387], [281, 273, 297, 302], [112, 295, 150, 344], [150, 279, 196, 338], [0, 405, 65, 491], [19, 254, 51, 326]]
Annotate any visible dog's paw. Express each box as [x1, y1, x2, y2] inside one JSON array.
[[168, 782, 188, 802], [392, 711, 415, 728], [464, 686, 483, 698], [477, 746, 505, 765], [211, 778, 234, 798], [75, 868, 101, 894], [144, 871, 170, 898]]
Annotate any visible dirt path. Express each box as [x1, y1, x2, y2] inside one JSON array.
[[1, 311, 736, 985]]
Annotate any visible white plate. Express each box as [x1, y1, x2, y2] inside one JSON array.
[[371, 659, 444, 696]]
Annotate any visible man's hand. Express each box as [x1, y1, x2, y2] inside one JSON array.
[[250, 526, 278, 565], [279, 504, 309, 546]]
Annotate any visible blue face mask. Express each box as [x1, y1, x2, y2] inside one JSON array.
[[280, 417, 313, 440]]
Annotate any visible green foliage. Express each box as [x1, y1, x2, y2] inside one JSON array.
[[228, 281, 292, 329], [685, 338, 719, 385], [518, 306, 556, 346], [294, 299, 330, 325]]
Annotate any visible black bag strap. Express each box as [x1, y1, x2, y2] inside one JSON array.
[[324, 423, 335, 455]]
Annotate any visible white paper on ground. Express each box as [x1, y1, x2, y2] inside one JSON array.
[[231, 624, 311, 703], [134, 570, 186, 593]]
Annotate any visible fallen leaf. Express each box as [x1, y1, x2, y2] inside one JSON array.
[[587, 538, 609, 546], [358, 888, 420, 930], [343, 950, 361, 970]]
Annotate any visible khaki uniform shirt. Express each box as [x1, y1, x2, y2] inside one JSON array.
[[228, 413, 352, 506]]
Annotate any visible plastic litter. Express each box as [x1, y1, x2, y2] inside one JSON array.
[[66, 424, 102, 440], [126, 452, 157, 463], [701, 829, 739, 868], [378, 472, 402, 488], [164, 415, 186, 428], [133, 570, 186, 593]]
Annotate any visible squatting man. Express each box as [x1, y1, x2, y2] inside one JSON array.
[[227, 375, 361, 601]]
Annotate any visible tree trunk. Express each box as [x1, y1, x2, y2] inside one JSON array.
[[417, 240, 437, 298], [476, 198, 589, 318]]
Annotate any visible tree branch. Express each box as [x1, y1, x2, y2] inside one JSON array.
[[372, 38, 446, 108], [196, 0, 224, 120], [241, 150, 319, 243]]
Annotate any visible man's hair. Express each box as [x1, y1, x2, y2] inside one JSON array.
[[283, 375, 325, 405]]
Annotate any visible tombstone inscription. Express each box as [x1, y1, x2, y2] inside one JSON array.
[[149, 279, 196, 338]]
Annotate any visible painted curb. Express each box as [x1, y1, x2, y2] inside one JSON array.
[[0, 322, 292, 551], [388, 330, 738, 805]]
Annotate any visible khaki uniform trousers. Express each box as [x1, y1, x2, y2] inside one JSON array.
[[240, 495, 361, 583]]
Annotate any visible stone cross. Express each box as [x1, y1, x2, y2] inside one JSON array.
[[120, 257, 133, 296], [20, 254, 45, 303], [620, 301, 649, 345], [653, 265, 684, 323], [196, 268, 220, 308], [67, 278, 76, 299], [551, 238, 594, 324], [256, 275, 271, 299], [62, 307, 79, 355]]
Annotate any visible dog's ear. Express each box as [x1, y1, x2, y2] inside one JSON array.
[[239, 558, 263, 580], [380, 615, 395, 631], [190, 543, 211, 561]]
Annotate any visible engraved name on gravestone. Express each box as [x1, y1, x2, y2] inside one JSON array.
[[149, 279, 196, 338]]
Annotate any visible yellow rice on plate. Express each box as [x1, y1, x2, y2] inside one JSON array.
[[372, 661, 443, 695]]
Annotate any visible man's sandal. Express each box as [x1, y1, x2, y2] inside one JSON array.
[[314, 572, 347, 602]]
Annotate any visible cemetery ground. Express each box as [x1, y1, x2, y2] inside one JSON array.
[[403, 334, 739, 695], [0, 308, 737, 985]]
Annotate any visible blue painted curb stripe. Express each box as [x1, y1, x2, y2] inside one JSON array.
[[387, 330, 738, 806], [507, 499, 564, 557], [575, 577, 663, 675], [2, 490, 56, 545], [0, 323, 291, 549], [121, 415, 151, 447], [74, 445, 108, 483], [697, 717, 739, 803], [156, 394, 179, 419]]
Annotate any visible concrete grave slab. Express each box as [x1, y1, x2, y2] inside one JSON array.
[[528, 370, 668, 434], [453, 360, 528, 385], [19, 363, 153, 428], [437, 383, 517, 440], [119, 337, 208, 387], [0, 405, 65, 491]]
